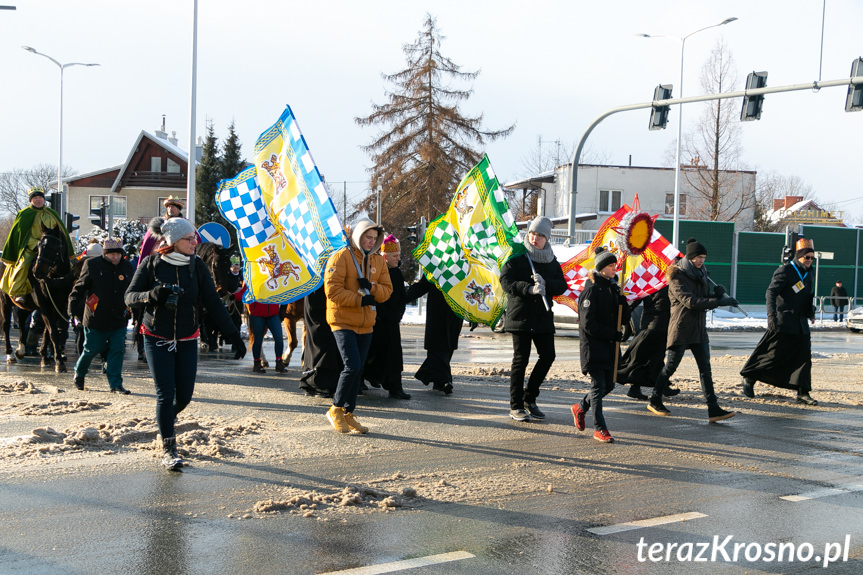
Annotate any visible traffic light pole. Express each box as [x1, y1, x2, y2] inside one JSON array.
[[566, 74, 863, 249]]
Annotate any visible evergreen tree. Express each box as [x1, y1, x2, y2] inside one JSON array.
[[195, 120, 222, 227], [219, 120, 245, 248], [355, 13, 514, 244]]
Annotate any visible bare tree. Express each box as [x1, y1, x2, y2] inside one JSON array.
[[679, 39, 753, 224], [0, 163, 76, 216], [753, 172, 817, 231], [355, 13, 515, 235]]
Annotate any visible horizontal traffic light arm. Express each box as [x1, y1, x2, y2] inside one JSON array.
[[565, 73, 863, 242]]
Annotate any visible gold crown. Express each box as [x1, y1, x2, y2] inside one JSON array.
[[796, 238, 814, 251]]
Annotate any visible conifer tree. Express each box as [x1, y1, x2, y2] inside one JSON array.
[[195, 120, 222, 227], [218, 120, 245, 248]]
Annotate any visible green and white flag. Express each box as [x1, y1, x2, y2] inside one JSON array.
[[412, 154, 524, 327]]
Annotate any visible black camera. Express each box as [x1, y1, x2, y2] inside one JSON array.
[[163, 284, 184, 311]]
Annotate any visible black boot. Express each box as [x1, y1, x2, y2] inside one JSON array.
[[161, 437, 183, 471], [274, 359, 287, 373], [253, 359, 266, 373], [742, 377, 755, 398]]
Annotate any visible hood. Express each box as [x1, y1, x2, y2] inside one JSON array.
[[148, 216, 165, 240], [350, 218, 384, 254]]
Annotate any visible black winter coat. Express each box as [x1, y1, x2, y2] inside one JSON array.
[[405, 275, 462, 352], [125, 254, 238, 341], [578, 271, 628, 375], [766, 261, 814, 335], [666, 261, 722, 347], [500, 253, 567, 334], [68, 256, 135, 331]]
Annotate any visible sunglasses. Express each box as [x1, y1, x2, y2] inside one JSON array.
[[803, 256, 815, 260]]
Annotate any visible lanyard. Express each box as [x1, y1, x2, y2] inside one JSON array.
[[791, 262, 808, 282]]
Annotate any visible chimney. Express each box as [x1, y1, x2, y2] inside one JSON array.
[[169, 131, 178, 146], [772, 198, 784, 211], [155, 114, 168, 140], [196, 136, 204, 163], [785, 195, 803, 209]]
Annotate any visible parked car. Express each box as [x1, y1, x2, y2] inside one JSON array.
[[846, 306, 863, 332]]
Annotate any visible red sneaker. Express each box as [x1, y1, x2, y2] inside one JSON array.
[[571, 404, 585, 431], [594, 429, 614, 443]]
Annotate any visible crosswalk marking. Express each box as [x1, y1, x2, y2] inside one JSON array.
[[780, 484, 863, 502], [319, 551, 475, 575], [587, 512, 707, 536]]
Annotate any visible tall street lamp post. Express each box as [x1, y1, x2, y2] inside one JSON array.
[[22, 46, 99, 204], [637, 17, 737, 250]]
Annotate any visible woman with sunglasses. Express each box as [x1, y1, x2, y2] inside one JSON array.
[[741, 239, 818, 406]]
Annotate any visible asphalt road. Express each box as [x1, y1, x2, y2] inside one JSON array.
[[1, 326, 862, 575]]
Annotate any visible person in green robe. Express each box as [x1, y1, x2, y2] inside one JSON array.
[[0, 187, 73, 303]]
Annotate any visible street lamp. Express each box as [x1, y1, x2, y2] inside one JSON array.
[[22, 46, 99, 206], [637, 17, 737, 250]]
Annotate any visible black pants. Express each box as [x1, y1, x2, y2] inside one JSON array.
[[144, 336, 198, 440], [579, 368, 615, 430], [509, 331, 555, 409], [652, 342, 718, 406]]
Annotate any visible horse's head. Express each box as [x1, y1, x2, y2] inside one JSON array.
[[197, 241, 235, 290], [33, 224, 70, 280]]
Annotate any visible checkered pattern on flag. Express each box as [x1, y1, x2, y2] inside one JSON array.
[[217, 166, 276, 250], [215, 106, 346, 305], [555, 202, 680, 313], [412, 155, 524, 328]]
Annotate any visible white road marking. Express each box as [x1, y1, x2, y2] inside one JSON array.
[[587, 512, 707, 536], [780, 484, 863, 502], [318, 551, 475, 574]]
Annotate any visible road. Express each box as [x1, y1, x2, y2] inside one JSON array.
[[0, 326, 861, 574]]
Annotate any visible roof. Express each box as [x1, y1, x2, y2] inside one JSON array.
[[110, 130, 193, 194], [503, 170, 555, 190], [63, 165, 123, 184]]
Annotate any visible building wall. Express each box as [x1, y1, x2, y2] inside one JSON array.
[[67, 184, 186, 234]]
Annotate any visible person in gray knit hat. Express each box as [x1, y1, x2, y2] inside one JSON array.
[[500, 216, 567, 422]]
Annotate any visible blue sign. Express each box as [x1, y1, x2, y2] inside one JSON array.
[[198, 222, 231, 247]]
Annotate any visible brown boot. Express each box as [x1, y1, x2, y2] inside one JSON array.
[[253, 359, 266, 373], [275, 359, 287, 373]]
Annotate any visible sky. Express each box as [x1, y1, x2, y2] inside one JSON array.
[[1, 0, 861, 221]]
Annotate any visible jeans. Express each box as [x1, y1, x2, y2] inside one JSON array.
[[250, 314, 284, 360], [332, 329, 372, 413], [74, 326, 127, 389], [580, 369, 615, 430], [510, 332, 555, 409], [833, 305, 846, 322], [144, 335, 198, 440], [652, 341, 717, 406]]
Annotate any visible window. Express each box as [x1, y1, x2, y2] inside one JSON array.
[[151, 157, 162, 172], [89, 196, 127, 218], [664, 193, 687, 216], [599, 189, 622, 213], [167, 158, 180, 173]]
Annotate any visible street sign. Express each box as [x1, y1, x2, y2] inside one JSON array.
[[816, 251, 834, 260], [198, 222, 230, 247]]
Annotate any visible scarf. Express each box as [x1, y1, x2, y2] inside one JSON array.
[[679, 257, 708, 289], [161, 252, 191, 266], [525, 242, 554, 264]]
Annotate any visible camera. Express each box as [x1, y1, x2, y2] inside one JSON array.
[[163, 284, 184, 311]]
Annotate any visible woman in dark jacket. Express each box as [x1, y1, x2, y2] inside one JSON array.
[[647, 239, 737, 422], [571, 248, 628, 443], [125, 218, 246, 471], [500, 217, 566, 421]]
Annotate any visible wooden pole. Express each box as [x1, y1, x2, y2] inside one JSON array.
[[612, 303, 623, 381]]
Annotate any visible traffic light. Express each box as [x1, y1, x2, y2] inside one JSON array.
[[648, 84, 673, 130], [47, 192, 60, 212], [782, 230, 799, 263], [90, 203, 106, 229], [845, 57, 863, 112], [65, 212, 80, 233], [406, 225, 418, 244], [741, 71, 768, 121]]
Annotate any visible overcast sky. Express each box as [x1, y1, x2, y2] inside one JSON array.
[[2, 0, 861, 220]]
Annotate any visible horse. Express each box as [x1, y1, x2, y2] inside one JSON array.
[[196, 242, 241, 352], [1, 224, 81, 372]]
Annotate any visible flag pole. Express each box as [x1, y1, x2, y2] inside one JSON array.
[[525, 255, 551, 313], [344, 231, 375, 311], [612, 258, 626, 382]]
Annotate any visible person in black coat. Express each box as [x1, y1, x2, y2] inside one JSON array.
[[299, 285, 341, 398], [125, 217, 246, 471], [571, 248, 629, 443], [68, 238, 135, 394], [500, 217, 566, 421], [830, 280, 848, 322], [647, 239, 738, 422], [405, 275, 462, 395], [616, 286, 673, 400], [740, 241, 818, 405], [364, 234, 411, 399]]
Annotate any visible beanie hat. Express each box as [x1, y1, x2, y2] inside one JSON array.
[[528, 216, 553, 241], [160, 217, 197, 246], [594, 246, 617, 272], [86, 243, 103, 257], [685, 238, 707, 260], [103, 238, 124, 254], [795, 237, 815, 259], [381, 234, 400, 253], [28, 187, 46, 200]]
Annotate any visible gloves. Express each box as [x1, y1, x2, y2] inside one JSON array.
[[361, 294, 376, 307], [529, 284, 546, 296], [618, 295, 628, 306], [357, 277, 372, 291], [228, 332, 246, 360], [149, 284, 172, 304], [531, 273, 545, 286], [716, 295, 739, 307], [714, 284, 727, 298]]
